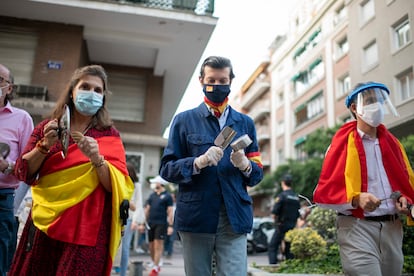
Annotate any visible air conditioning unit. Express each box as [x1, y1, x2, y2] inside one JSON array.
[[15, 84, 48, 101]]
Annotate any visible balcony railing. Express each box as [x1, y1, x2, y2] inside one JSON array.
[[240, 80, 270, 109], [119, 0, 215, 14]]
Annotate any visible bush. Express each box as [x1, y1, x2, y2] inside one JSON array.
[[306, 206, 337, 241], [276, 244, 342, 274], [285, 227, 327, 260]]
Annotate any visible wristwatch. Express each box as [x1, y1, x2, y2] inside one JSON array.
[[3, 161, 14, 175]]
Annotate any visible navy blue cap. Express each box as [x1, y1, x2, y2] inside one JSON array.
[[345, 82, 390, 108]]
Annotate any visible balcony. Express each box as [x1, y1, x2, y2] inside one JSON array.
[[240, 80, 270, 109], [249, 105, 270, 122], [2, 0, 217, 131], [120, 0, 214, 14]]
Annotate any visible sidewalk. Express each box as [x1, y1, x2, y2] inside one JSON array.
[[112, 241, 335, 276]]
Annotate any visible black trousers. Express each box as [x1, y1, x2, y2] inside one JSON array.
[[268, 223, 295, 264]]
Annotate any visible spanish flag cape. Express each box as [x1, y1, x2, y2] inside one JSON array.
[[31, 136, 134, 275], [313, 121, 414, 224]]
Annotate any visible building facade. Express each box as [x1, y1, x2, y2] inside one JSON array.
[[1, 0, 217, 200], [237, 0, 413, 216]]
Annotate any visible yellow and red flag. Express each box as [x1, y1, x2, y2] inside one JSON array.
[[31, 136, 134, 274], [314, 121, 414, 223]]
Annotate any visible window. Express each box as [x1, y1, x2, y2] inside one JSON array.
[[334, 3, 347, 25], [363, 41, 378, 70], [0, 29, 38, 85], [276, 120, 284, 136], [308, 58, 324, 85], [392, 17, 411, 50], [336, 36, 349, 58], [106, 71, 146, 122], [307, 93, 324, 119], [294, 92, 324, 127], [294, 139, 307, 162], [337, 74, 351, 98], [126, 152, 144, 183], [277, 90, 284, 107], [360, 0, 375, 25], [396, 68, 414, 102], [292, 71, 309, 97], [277, 149, 285, 164]]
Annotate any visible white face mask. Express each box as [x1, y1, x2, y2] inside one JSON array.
[[358, 102, 384, 127]]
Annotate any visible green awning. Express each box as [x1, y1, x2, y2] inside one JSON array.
[[307, 91, 323, 102], [291, 71, 308, 82], [293, 45, 306, 58], [295, 103, 306, 112], [308, 28, 321, 43], [294, 136, 306, 146], [309, 57, 322, 71], [291, 72, 302, 81]]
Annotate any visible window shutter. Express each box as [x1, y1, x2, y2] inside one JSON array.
[[107, 72, 146, 122]]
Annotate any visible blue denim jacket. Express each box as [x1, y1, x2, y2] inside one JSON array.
[[160, 103, 263, 234]]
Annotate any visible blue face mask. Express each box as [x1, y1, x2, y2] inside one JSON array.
[[74, 90, 103, 116], [203, 84, 231, 103]]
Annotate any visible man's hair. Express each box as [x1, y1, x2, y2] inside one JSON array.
[[199, 56, 235, 80], [282, 174, 293, 187]]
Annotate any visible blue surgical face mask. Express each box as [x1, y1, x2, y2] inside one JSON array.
[[74, 90, 103, 116], [203, 84, 231, 103]]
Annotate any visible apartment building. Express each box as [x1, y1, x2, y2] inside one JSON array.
[[0, 0, 217, 200], [236, 0, 413, 215], [347, 0, 414, 137]]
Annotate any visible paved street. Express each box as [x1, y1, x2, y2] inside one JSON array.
[[112, 240, 271, 276]]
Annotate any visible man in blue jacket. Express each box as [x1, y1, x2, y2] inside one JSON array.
[[160, 56, 263, 276]]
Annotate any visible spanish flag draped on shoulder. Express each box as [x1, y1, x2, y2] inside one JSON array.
[[31, 136, 134, 274], [313, 121, 414, 224]]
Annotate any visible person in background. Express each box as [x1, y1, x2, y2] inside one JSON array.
[[163, 192, 176, 258], [0, 63, 34, 276], [8, 64, 134, 276], [140, 175, 173, 276], [113, 162, 145, 276], [12, 182, 30, 251], [159, 56, 263, 276], [313, 82, 414, 276], [296, 200, 312, 229], [268, 174, 300, 264]]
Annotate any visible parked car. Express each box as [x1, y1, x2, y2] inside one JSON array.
[[247, 217, 275, 254]]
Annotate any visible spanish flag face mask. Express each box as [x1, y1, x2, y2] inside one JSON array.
[[202, 84, 231, 104]]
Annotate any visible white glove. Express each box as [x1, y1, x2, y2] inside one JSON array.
[[195, 146, 224, 169], [230, 149, 250, 171]]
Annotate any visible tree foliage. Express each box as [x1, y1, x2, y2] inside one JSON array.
[[302, 124, 340, 157], [401, 134, 414, 168]]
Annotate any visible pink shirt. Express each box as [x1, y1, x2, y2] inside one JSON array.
[[0, 101, 33, 189]]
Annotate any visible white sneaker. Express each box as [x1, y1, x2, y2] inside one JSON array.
[[136, 248, 145, 254], [146, 261, 154, 268]]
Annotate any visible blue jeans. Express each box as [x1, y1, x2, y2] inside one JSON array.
[[120, 218, 133, 276], [0, 190, 15, 276], [164, 228, 176, 256], [179, 206, 247, 276]]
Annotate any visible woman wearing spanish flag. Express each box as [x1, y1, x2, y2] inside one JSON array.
[[9, 65, 134, 275], [314, 82, 414, 276]]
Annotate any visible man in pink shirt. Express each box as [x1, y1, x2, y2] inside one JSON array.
[[0, 63, 33, 275]]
